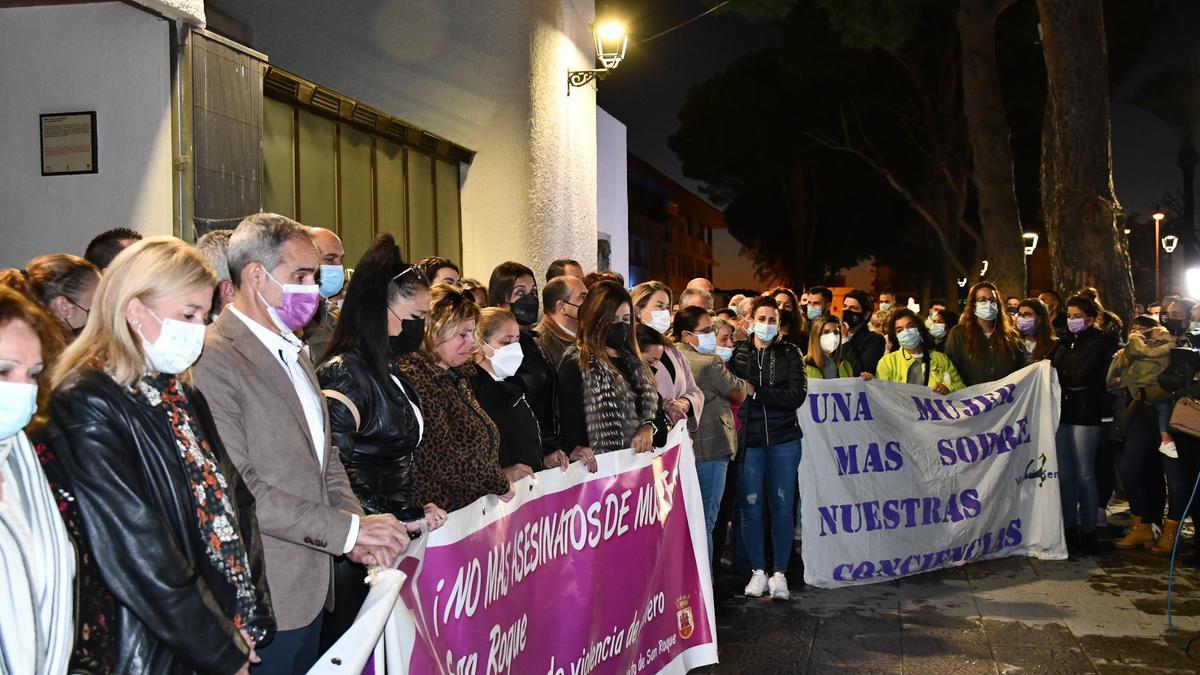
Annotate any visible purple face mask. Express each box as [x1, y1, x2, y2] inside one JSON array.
[[259, 270, 320, 331], [1067, 317, 1088, 334], [1015, 316, 1037, 335]]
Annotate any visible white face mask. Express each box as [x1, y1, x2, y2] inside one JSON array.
[[714, 345, 733, 363], [0, 381, 38, 439], [695, 331, 717, 354], [819, 332, 841, 355], [485, 341, 525, 379], [138, 309, 206, 374], [647, 309, 671, 334]]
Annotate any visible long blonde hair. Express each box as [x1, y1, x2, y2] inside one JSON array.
[[50, 237, 215, 390]]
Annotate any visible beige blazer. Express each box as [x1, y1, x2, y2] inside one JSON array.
[[192, 310, 363, 630]]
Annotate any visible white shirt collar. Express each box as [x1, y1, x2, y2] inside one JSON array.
[[228, 305, 303, 361], [552, 315, 577, 337]]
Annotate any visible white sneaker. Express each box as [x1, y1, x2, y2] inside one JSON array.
[[744, 570, 768, 597], [768, 572, 790, 600], [1159, 441, 1179, 459]]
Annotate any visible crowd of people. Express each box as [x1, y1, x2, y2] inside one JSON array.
[[3, 216, 1200, 674]]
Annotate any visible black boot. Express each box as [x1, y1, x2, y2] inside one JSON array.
[[1080, 530, 1099, 555], [1064, 526, 1081, 555]]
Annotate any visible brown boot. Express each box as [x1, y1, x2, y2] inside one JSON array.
[[1152, 519, 1182, 555], [1115, 515, 1155, 550]]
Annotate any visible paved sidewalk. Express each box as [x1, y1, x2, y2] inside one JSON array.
[[705, 530, 1200, 673]]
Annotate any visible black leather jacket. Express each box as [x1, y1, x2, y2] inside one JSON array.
[[317, 350, 425, 521], [730, 338, 808, 450], [1049, 326, 1118, 426], [44, 369, 273, 675]]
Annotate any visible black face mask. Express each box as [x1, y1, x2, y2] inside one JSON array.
[[511, 293, 539, 326], [389, 317, 425, 354], [605, 321, 631, 352], [780, 309, 795, 327], [843, 309, 865, 329], [1164, 318, 1187, 336]]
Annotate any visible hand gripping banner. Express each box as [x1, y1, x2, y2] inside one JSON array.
[[311, 421, 719, 674], [798, 360, 1068, 588]]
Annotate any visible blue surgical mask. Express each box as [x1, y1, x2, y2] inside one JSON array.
[[974, 300, 999, 321], [753, 322, 779, 344], [897, 327, 922, 350], [695, 331, 717, 354], [0, 381, 38, 439], [806, 305, 823, 321], [928, 323, 947, 339], [714, 345, 733, 363], [318, 264, 346, 299]]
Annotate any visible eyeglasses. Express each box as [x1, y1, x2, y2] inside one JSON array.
[[68, 298, 90, 317], [390, 265, 428, 286]]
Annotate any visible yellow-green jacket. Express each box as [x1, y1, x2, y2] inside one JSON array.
[[804, 359, 854, 381], [876, 349, 965, 392]]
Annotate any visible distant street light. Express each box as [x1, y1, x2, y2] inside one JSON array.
[[956, 276, 968, 288], [568, 20, 629, 94], [1153, 211, 1167, 301], [1164, 235, 1180, 253], [1022, 232, 1038, 256]]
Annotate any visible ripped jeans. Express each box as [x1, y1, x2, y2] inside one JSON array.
[[737, 439, 802, 573]]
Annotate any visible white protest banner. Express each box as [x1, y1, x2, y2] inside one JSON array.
[[798, 360, 1067, 588], [309, 421, 718, 675]]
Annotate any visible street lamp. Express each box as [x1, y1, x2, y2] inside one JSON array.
[[980, 259, 989, 277], [1153, 210, 1166, 300], [568, 20, 628, 94], [956, 276, 967, 288], [1023, 232, 1038, 256], [1164, 235, 1180, 253]]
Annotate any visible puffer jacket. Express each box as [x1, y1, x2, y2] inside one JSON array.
[[317, 349, 425, 521], [1107, 327, 1173, 395], [1050, 326, 1118, 426], [729, 338, 807, 450]]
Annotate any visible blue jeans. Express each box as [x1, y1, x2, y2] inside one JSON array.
[[695, 458, 729, 565], [254, 612, 323, 674], [1056, 424, 1100, 532], [1151, 399, 1173, 436], [737, 439, 801, 573]]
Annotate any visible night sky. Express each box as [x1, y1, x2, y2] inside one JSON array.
[[599, 0, 1200, 230]]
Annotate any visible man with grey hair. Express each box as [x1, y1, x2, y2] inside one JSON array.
[[193, 213, 411, 673], [195, 229, 235, 319], [679, 286, 714, 311]]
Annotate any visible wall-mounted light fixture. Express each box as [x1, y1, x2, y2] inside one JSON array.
[[1163, 235, 1180, 254], [1022, 232, 1038, 256], [980, 259, 989, 277], [568, 21, 628, 94], [956, 276, 968, 288]]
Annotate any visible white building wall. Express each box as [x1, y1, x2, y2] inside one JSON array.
[[214, 0, 599, 281], [0, 3, 174, 268], [596, 108, 629, 281]]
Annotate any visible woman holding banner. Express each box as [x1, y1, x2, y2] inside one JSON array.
[[803, 315, 855, 380], [729, 295, 806, 600], [1049, 295, 1118, 554], [1015, 298, 1057, 363], [874, 309, 965, 393], [557, 280, 668, 456], [317, 235, 447, 651], [399, 285, 511, 511], [945, 281, 1025, 387]]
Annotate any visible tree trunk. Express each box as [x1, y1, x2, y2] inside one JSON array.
[[1036, 0, 1134, 323], [959, 0, 1027, 301]]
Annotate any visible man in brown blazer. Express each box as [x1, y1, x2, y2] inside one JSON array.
[[193, 213, 410, 674], [535, 274, 587, 369]]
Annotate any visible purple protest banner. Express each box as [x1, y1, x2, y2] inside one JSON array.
[[309, 422, 718, 675]]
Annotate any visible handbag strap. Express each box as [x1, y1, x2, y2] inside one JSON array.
[[322, 389, 361, 432]]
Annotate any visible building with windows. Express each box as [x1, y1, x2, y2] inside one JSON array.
[[627, 154, 719, 292], [0, 0, 606, 279]]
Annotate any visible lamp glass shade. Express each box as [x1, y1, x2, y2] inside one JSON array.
[[594, 22, 628, 69]]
